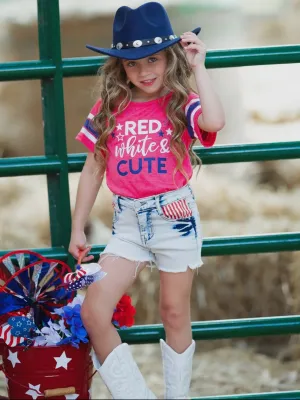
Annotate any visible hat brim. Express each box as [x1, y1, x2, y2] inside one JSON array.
[[86, 27, 201, 60]]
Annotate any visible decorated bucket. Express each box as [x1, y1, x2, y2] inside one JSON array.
[[0, 249, 135, 399], [2, 343, 93, 399]]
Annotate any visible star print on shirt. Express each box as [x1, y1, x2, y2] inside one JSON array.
[[158, 131, 164, 137], [116, 133, 124, 141], [116, 123, 123, 131], [166, 128, 173, 135]]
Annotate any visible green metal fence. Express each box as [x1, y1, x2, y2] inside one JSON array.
[[0, 1, 300, 399]]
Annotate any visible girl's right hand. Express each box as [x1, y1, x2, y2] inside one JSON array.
[[68, 230, 94, 263]]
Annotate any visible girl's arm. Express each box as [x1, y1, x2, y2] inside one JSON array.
[[72, 152, 103, 231], [181, 32, 225, 132], [193, 65, 225, 132], [69, 152, 104, 261]]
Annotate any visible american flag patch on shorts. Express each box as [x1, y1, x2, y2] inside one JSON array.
[[161, 199, 193, 220]]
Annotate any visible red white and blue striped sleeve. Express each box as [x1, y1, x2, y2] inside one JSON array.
[[185, 93, 217, 147], [76, 100, 102, 152]]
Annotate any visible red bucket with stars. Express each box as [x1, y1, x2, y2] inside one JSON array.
[[2, 343, 93, 399]]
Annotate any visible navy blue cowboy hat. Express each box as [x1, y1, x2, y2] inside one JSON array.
[[86, 2, 201, 60]]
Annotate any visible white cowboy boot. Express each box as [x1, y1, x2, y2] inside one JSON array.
[[160, 339, 195, 399], [91, 343, 157, 399]]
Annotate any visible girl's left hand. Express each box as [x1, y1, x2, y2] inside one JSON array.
[[180, 32, 206, 70]]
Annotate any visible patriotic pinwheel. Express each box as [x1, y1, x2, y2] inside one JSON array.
[[0, 250, 74, 331]]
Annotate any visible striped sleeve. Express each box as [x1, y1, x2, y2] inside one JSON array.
[[76, 100, 102, 152], [185, 93, 217, 147]]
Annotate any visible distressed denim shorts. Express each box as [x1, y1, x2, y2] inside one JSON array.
[[102, 184, 203, 273]]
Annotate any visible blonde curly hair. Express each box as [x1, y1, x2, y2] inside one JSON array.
[[92, 43, 201, 181]]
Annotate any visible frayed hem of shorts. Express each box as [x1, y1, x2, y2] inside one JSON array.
[[100, 251, 154, 277], [153, 260, 204, 273], [100, 251, 153, 265]]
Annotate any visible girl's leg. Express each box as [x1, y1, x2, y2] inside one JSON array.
[[81, 254, 142, 363], [159, 268, 194, 352], [81, 254, 156, 399], [159, 268, 196, 399]]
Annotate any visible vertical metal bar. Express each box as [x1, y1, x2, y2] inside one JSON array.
[[37, 0, 72, 254]]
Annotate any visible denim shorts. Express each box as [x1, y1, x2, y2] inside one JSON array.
[[102, 184, 203, 273]]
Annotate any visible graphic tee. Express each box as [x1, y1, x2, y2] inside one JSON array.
[[76, 92, 217, 198]]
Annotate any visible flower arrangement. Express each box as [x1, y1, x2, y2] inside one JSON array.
[[35, 293, 135, 348], [0, 250, 136, 349], [33, 295, 88, 348], [112, 294, 136, 329]]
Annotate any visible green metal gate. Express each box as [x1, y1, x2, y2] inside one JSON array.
[[1, 1, 300, 398]]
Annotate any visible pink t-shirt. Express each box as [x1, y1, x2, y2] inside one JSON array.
[[76, 92, 217, 198]]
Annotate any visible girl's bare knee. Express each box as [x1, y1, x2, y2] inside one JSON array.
[[160, 303, 187, 331], [81, 296, 112, 332], [81, 253, 145, 333]]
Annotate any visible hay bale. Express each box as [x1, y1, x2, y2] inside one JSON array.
[[131, 249, 300, 354], [249, 160, 300, 190], [0, 15, 113, 157], [0, 174, 112, 250], [190, 169, 300, 225]]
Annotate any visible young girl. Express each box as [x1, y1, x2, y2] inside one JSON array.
[[69, 2, 225, 399]]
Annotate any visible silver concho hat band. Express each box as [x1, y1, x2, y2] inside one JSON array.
[[111, 34, 178, 50]]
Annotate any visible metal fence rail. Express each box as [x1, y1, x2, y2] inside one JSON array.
[[120, 315, 300, 344], [194, 391, 300, 400], [1, 45, 300, 81], [2, 141, 300, 177], [0, 1, 300, 398], [1, 231, 300, 260]]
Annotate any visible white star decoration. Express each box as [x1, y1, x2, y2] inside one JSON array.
[[166, 128, 173, 135], [25, 383, 42, 400], [7, 349, 21, 368], [54, 351, 72, 370], [116, 123, 123, 131], [116, 133, 124, 141], [65, 394, 79, 399]]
